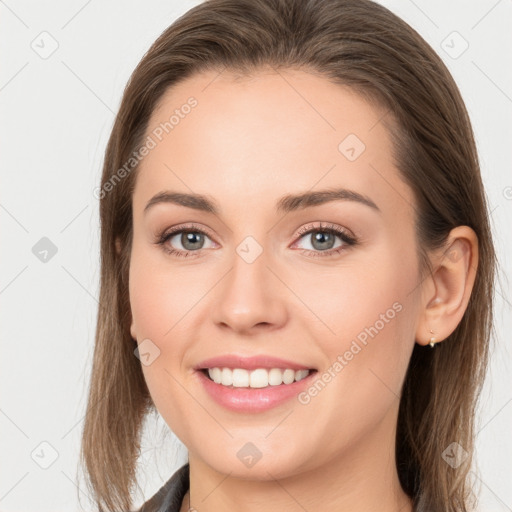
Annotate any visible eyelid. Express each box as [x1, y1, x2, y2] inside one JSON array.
[[294, 221, 356, 240], [290, 222, 357, 251], [156, 220, 358, 258], [158, 221, 354, 241], [158, 222, 217, 243]]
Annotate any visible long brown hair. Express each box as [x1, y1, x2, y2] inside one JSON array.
[[80, 1, 497, 510]]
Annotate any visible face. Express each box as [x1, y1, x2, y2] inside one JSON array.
[[128, 68, 423, 480]]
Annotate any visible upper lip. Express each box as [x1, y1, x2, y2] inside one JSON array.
[[194, 354, 315, 371]]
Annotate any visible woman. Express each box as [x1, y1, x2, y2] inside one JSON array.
[[80, 0, 496, 511]]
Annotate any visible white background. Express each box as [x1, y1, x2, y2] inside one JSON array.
[[0, 1, 511, 510]]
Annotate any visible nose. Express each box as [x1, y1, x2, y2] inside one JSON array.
[[211, 246, 289, 336]]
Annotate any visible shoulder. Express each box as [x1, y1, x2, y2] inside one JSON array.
[[136, 462, 190, 512]]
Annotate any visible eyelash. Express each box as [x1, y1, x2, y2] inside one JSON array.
[[155, 222, 358, 259]]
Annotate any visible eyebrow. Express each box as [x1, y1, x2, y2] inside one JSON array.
[[143, 188, 381, 215]]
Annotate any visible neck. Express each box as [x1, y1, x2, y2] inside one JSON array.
[[183, 411, 413, 512]]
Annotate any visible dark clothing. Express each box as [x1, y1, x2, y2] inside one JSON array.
[[138, 463, 189, 512]]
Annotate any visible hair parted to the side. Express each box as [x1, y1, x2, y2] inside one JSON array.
[[79, 1, 496, 510]]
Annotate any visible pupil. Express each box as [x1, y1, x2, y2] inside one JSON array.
[[182, 232, 204, 250], [312, 231, 334, 250], [178, 231, 335, 252]]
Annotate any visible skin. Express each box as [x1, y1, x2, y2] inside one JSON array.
[[127, 68, 478, 512]]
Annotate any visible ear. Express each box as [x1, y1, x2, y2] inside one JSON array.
[[415, 226, 479, 346]]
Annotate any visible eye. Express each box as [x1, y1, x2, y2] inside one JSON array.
[[155, 223, 216, 258], [155, 221, 358, 259], [292, 222, 358, 258]]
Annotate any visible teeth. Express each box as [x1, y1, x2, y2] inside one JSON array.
[[206, 368, 311, 388]]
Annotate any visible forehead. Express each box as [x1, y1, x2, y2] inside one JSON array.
[[133, 68, 414, 221]]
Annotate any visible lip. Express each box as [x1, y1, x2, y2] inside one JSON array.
[[194, 354, 315, 371], [195, 368, 318, 413]]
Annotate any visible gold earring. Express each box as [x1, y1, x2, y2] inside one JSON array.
[[429, 329, 436, 348]]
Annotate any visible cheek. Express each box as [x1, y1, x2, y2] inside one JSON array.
[[297, 277, 417, 456], [128, 240, 194, 339], [128, 245, 184, 383], [129, 263, 169, 340], [128, 251, 195, 425], [296, 256, 410, 341], [309, 249, 418, 395]]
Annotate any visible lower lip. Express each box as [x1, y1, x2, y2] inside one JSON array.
[[195, 369, 317, 413]]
